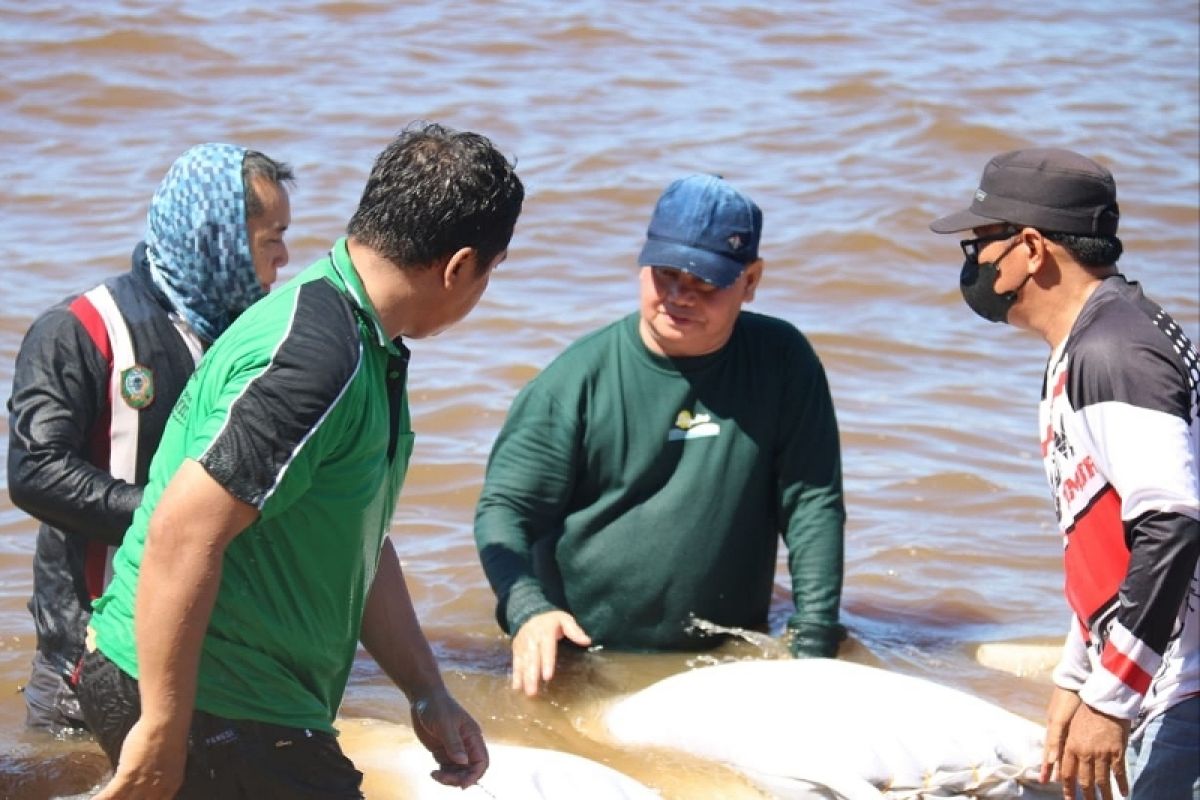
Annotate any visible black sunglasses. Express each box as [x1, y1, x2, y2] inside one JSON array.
[[960, 228, 1018, 262]]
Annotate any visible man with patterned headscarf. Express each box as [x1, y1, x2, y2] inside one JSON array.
[[7, 142, 293, 734]]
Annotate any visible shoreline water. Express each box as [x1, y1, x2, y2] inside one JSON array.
[[1, 1, 1196, 796]]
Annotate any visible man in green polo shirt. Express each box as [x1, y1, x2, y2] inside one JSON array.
[[77, 123, 524, 799]]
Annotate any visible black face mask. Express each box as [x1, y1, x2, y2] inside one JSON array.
[[959, 239, 1029, 324]]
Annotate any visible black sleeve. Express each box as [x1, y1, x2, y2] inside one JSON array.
[[6, 305, 142, 544]]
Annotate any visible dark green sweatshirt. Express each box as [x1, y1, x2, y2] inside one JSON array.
[[474, 311, 845, 656]]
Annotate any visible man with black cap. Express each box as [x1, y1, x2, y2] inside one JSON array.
[[931, 148, 1199, 800], [475, 174, 846, 696]]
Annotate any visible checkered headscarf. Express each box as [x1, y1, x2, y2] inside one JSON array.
[[144, 143, 264, 343]]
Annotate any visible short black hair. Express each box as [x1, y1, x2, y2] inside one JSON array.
[[347, 122, 524, 273], [1041, 230, 1123, 268], [242, 150, 295, 218]]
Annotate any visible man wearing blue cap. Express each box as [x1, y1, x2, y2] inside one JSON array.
[[475, 174, 846, 696], [7, 143, 292, 734], [931, 148, 1199, 800]]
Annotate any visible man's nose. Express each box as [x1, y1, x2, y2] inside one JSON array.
[[667, 279, 696, 303]]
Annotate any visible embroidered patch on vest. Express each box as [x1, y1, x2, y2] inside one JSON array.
[[120, 365, 155, 409]]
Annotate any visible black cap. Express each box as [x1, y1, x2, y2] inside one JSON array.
[[930, 148, 1119, 236]]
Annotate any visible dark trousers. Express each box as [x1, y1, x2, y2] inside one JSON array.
[[24, 649, 89, 734], [76, 647, 364, 799]]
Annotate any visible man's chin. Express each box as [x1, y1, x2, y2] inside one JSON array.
[[651, 324, 688, 342], [662, 312, 697, 328]]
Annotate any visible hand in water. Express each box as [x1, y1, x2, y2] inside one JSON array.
[[410, 691, 489, 788]]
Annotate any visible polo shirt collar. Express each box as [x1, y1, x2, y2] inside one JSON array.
[[328, 237, 403, 354]]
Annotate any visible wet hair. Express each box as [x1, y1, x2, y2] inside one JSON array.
[[242, 150, 295, 218], [1040, 230, 1123, 268], [347, 121, 525, 274]]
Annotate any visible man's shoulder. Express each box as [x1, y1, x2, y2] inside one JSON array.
[[25, 295, 83, 332], [734, 311, 818, 362], [33, 268, 160, 332], [1070, 279, 1182, 365], [229, 275, 357, 345], [737, 310, 804, 339], [1065, 278, 1194, 414], [20, 284, 105, 351], [536, 315, 630, 377], [204, 277, 364, 394], [568, 314, 631, 351]]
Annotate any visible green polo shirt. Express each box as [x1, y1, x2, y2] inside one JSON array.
[[91, 238, 414, 732]]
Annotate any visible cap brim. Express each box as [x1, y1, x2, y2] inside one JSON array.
[[929, 207, 1004, 234], [638, 239, 746, 288]]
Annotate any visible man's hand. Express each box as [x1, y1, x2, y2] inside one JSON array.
[[92, 715, 188, 800], [1056, 699, 1131, 800], [511, 610, 591, 697], [1041, 685, 1082, 785], [410, 690, 489, 788]]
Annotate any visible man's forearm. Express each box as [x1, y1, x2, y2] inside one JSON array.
[[360, 537, 447, 702], [474, 509, 557, 635], [1081, 511, 1199, 718], [8, 445, 143, 544], [784, 499, 846, 657], [134, 519, 224, 736], [785, 504, 845, 610]]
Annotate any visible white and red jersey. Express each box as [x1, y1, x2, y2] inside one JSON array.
[[1042, 275, 1200, 728]]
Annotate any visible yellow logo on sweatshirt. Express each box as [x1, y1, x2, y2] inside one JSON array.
[[668, 409, 720, 441]]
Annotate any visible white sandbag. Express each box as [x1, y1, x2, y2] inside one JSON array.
[[603, 659, 1051, 799], [973, 641, 1062, 680], [345, 723, 660, 800]]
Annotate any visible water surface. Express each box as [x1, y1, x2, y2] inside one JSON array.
[[1, 2, 1197, 797]]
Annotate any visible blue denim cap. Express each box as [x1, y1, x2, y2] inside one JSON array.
[[638, 174, 762, 288]]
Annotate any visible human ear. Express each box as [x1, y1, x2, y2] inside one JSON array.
[[442, 247, 476, 289], [741, 259, 764, 302], [1019, 229, 1047, 277]]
